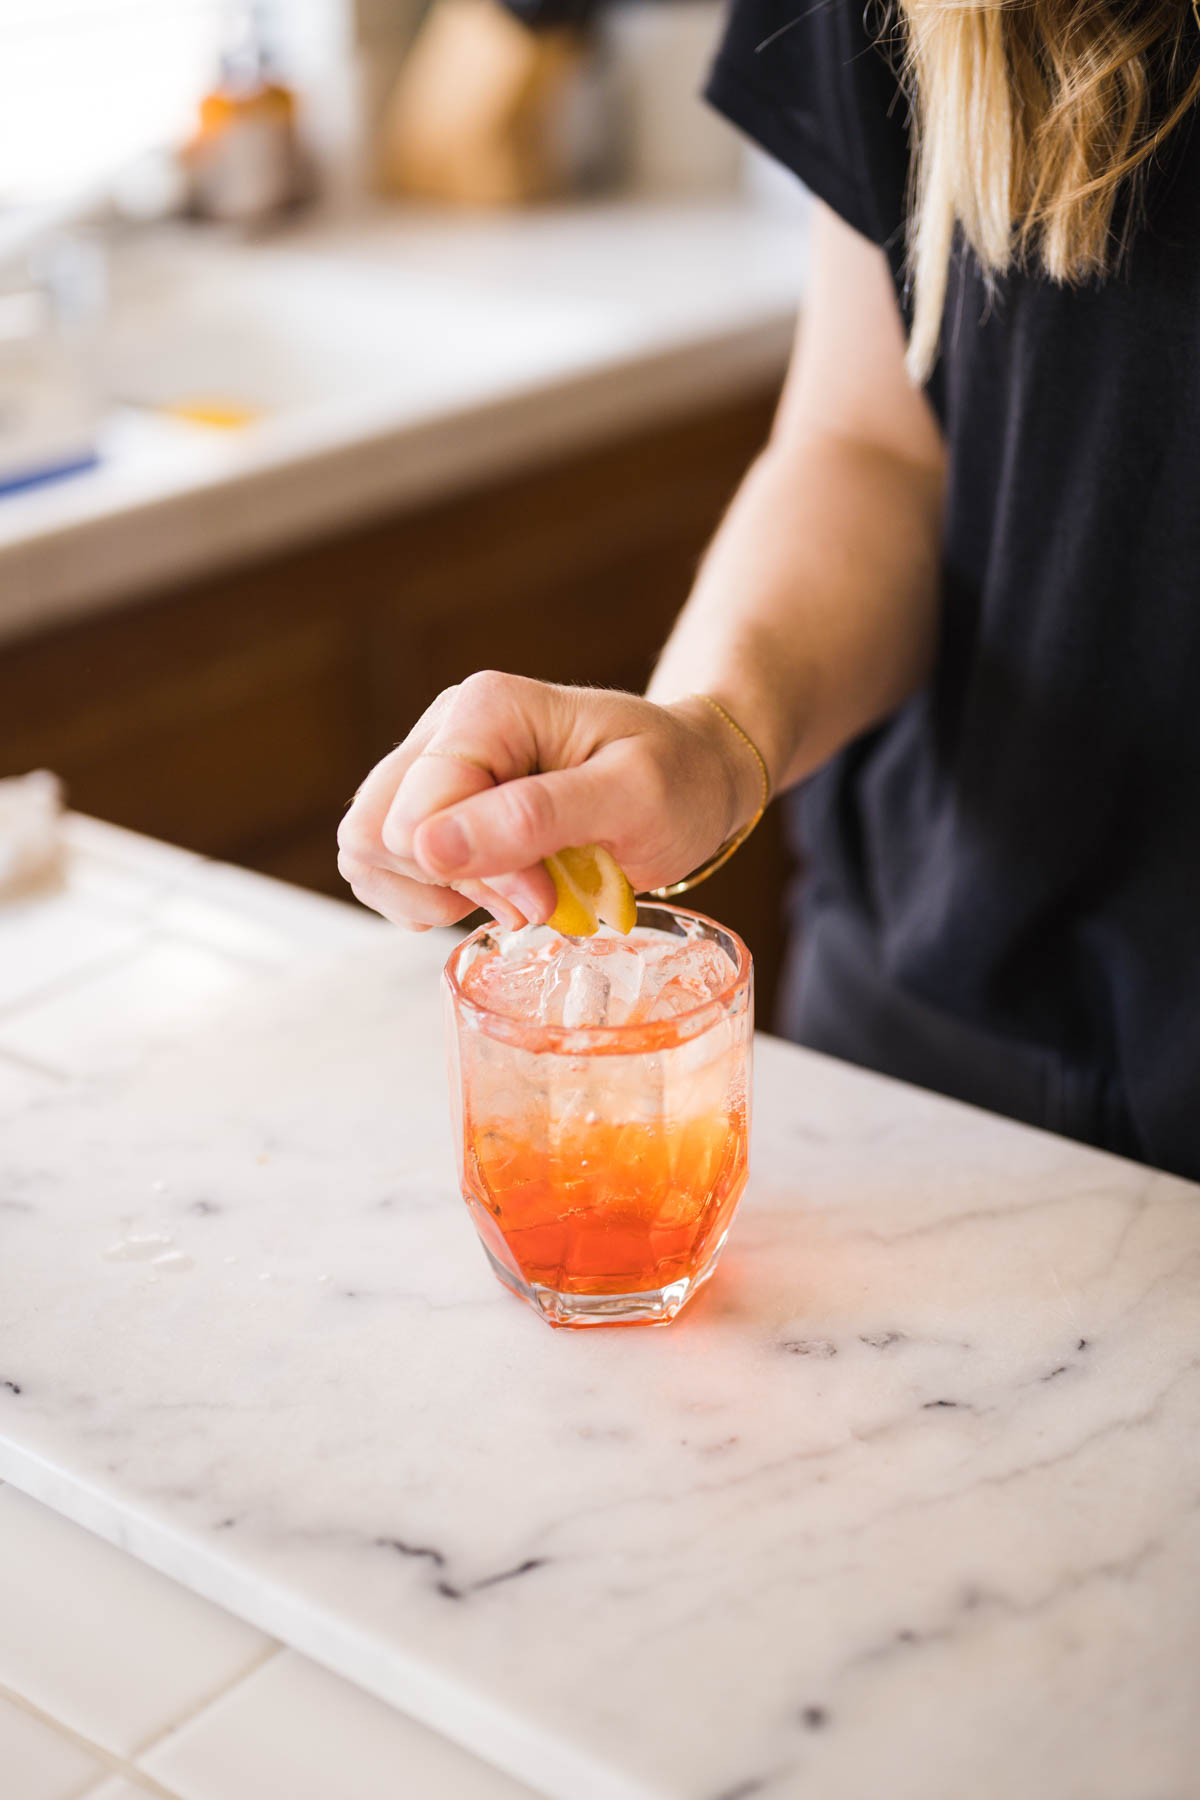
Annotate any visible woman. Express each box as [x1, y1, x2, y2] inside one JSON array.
[[339, 0, 1200, 1182]]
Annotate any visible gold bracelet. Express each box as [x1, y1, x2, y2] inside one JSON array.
[[649, 696, 772, 898]]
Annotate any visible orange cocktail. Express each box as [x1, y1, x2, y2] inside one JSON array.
[[444, 905, 752, 1327]]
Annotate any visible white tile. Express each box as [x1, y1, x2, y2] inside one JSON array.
[[0, 885, 144, 1014], [143, 1651, 540, 1800], [0, 939, 260, 1077], [0, 1691, 104, 1800], [0, 1487, 271, 1758]]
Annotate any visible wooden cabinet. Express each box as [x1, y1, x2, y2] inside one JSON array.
[[0, 384, 794, 1022]]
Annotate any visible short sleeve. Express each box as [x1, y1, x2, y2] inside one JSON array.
[[705, 0, 911, 260], [503, 0, 593, 26]]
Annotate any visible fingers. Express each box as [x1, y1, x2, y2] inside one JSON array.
[[338, 701, 451, 881], [341, 750, 539, 928], [339, 673, 720, 931], [380, 749, 495, 862], [338, 688, 526, 929], [385, 753, 556, 920], [337, 856, 481, 930], [338, 700, 533, 928], [454, 880, 529, 933], [354, 672, 583, 926], [413, 763, 623, 882], [380, 670, 564, 860], [483, 862, 557, 925]]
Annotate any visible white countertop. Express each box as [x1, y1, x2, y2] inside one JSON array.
[[0, 817, 534, 1800], [3, 816, 1200, 1800], [0, 201, 805, 648]]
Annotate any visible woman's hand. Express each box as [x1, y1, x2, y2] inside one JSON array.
[[336, 672, 763, 930]]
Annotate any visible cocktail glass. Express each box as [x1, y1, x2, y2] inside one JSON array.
[[443, 902, 752, 1327]]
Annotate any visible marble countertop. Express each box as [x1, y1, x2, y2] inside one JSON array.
[[0, 816, 541, 1800], [3, 818, 1200, 1800], [0, 200, 805, 647]]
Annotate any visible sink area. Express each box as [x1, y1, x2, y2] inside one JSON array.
[[98, 238, 628, 431], [0, 201, 803, 642]]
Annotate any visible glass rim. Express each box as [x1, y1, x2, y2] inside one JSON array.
[[443, 901, 752, 1055]]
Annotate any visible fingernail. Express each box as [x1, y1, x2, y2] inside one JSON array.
[[420, 816, 469, 873]]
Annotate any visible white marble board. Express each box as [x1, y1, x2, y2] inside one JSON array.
[[3, 936, 1199, 1800]]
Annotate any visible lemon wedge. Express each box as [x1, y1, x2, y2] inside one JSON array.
[[544, 845, 637, 938]]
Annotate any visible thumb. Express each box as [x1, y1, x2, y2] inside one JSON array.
[[413, 764, 619, 881], [382, 670, 580, 861], [380, 750, 494, 861]]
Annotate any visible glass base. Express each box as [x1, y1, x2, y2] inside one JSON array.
[[480, 1233, 728, 1328]]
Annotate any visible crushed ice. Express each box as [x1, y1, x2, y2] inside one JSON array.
[[467, 923, 735, 1028]]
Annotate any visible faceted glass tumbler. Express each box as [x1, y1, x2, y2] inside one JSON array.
[[443, 903, 752, 1328]]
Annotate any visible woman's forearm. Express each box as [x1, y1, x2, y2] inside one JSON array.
[[648, 424, 944, 806], [339, 207, 947, 926]]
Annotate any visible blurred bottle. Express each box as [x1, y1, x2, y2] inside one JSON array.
[[186, 1, 306, 225]]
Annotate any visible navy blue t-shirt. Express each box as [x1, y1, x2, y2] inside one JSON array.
[[706, 0, 1200, 1179]]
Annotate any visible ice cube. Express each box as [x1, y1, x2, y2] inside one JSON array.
[[652, 939, 734, 1002], [499, 924, 558, 961], [562, 962, 612, 1028], [599, 944, 646, 1024], [538, 960, 574, 1025], [463, 922, 734, 1028], [464, 948, 549, 1020], [644, 977, 699, 1021], [629, 943, 676, 1015]]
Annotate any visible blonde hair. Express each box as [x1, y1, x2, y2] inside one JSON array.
[[894, 0, 1200, 380]]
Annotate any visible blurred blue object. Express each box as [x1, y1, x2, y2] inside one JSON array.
[[0, 452, 99, 499]]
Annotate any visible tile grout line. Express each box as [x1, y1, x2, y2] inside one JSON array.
[[0, 1673, 183, 1800], [128, 1637, 284, 1763]]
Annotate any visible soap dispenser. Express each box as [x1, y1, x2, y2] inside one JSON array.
[[187, 0, 304, 225]]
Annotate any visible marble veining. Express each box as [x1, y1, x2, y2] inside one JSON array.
[[3, 939, 1200, 1800]]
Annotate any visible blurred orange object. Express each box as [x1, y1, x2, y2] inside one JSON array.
[[379, 0, 584, 205], [160, 399, 262, 430], [186, 6, 303, 224]]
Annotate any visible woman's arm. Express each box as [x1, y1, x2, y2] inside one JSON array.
[[648, 200, 946, 793], [337, 203, 945, 929]]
